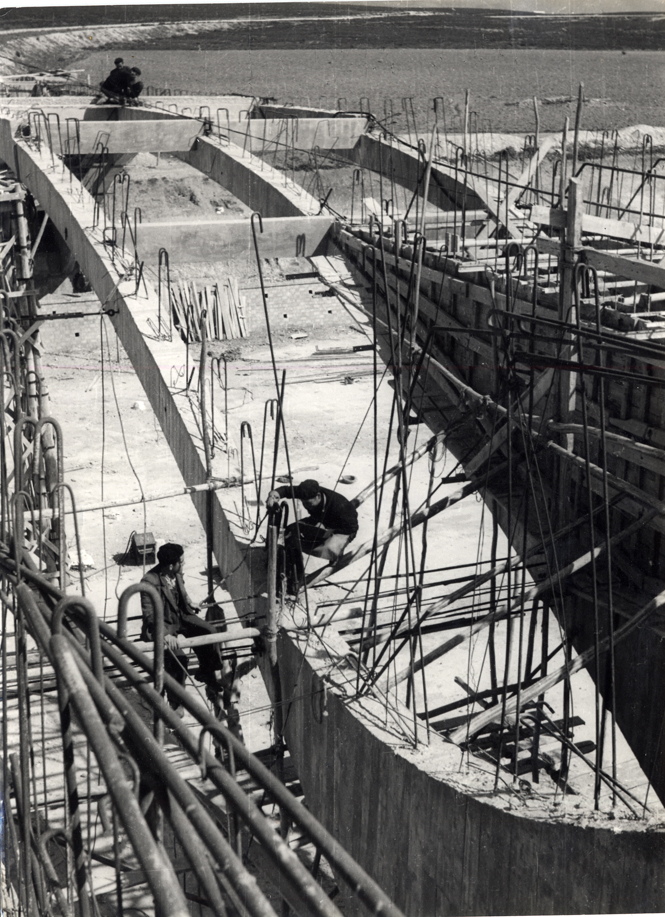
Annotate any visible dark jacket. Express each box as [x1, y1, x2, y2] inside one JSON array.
[[127, 79, 143, 100], [140, 565, 195, 641], [276, 485, 358, 537], [101, 66, 132, 96]]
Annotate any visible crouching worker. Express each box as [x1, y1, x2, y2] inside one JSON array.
[[266, 479, 358, 595], [140, 543, 222, 714], [93, 57, 132, 104]]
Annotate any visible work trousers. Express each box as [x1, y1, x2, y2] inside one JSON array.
[[283, 521, 352, 590], [165, 613, 222, 702]]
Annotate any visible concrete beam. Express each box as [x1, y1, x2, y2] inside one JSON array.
[[229, 117, 368, 153], [180, 135, 319, 218], [58, 119, 203, 154], [135, 215, 333, 263]]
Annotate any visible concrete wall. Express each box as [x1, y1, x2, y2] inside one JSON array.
[[71, 119, 203, 153], [135, 215, 333, 263], [255, 104, 365, 120], [231, 117, 368, 153], [278, 624, 665, 916]]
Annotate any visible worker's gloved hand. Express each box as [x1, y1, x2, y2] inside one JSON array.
[[266, 490, 281, 509]]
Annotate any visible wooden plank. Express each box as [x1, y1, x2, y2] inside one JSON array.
[[218, 283, 232, 339], [548, 421, 665, 476], [190, 280, 202, 340], [201, 285, 213, 339], [583, 247, 665, 290], [531, 204, 665, 247], [224, 281, 238, 339], [504, 135, 560, 209], [169, 287, 185, 335], [213, 283, 223, 339], [236, 292, 248, 337], [178, 281, 194, 343], [228, 277, 243, 339]]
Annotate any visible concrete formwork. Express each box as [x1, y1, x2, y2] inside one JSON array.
[[348, 133, 487, 213]]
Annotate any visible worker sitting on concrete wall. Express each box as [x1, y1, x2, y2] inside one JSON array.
[[140, 542, 223, 714], [267, 479, 358, 595]]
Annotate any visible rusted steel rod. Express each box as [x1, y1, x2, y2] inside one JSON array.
[[450, 583, 665, 745], [13, 570, 393, 916], [48, 635, 191, 917], [97, 635, 406, 917], [75, 642, 340, 917], [163, 791, 231, 916], [389, 508, 657, 689]]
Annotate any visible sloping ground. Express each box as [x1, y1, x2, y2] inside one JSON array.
[[0, 20, 244, 76]]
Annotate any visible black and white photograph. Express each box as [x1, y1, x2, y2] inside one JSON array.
[[0, 1, 664, 914]]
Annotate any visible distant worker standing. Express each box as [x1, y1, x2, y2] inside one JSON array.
[[140, 543, 223, 713], [266, 479, 358, 594]]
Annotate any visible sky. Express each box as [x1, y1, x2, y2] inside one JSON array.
[[5, 0, 665, 13]]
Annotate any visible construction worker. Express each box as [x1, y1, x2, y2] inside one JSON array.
[[140, 543, 222, 714], [126, 67, 143, 105], [266, 479, 358, 595], [94, 57, 132, 104]]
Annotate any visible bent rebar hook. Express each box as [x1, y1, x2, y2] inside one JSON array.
[[117, 582, 166, 744], [240, 421, 258, 534], [51, 482, 86, 596], [52, 595, 103, 684], [259, 398, 278, 519], [157, 248, 172, 341]]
